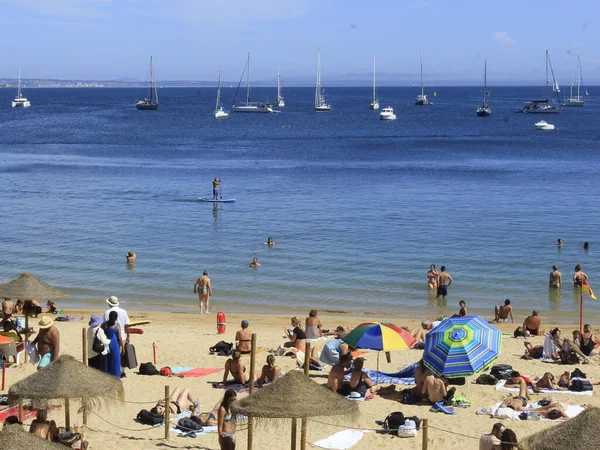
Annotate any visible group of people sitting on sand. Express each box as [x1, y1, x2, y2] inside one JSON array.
[[520, 324, 600, 364], [215, 351, 283, 388]]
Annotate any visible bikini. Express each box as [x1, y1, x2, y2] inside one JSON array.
[[580, 334, 596, 356], [221, 412, 235, 440]]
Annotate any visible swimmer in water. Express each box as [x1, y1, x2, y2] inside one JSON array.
[[264, 237, 275, 246], [557, 239, 564, 247], [249, 258, 260, 268]]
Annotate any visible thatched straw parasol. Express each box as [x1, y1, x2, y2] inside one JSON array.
[[0, 424, 63, 449], [8, 355, 124, 429], [233, 371, 358, 449], [520, 407, 600, 450], [0, 272, 66, 300]]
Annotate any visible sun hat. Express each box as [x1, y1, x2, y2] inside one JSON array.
[[38, 316, 54, 329], [106, 296, 119, 307], [88, 315, 103, 327]]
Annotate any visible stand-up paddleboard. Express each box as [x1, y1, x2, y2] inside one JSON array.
[[198, 198, 235, 203]]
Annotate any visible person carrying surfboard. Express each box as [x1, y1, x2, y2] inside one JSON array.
[[213, 178, 222, 200]]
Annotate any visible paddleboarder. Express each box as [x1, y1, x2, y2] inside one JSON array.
[[213, 177, 222, 200]]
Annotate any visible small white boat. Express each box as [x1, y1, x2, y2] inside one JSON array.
[[369, 54, 379, 110], [12, 68, 31, 108], [214, 66, 228, 119], [379, 106, 396, 120], [535, 120, 555, 130], [314, 51, 331, 112]]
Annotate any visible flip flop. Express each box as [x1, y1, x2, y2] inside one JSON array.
[[432, 402, 456, 415]]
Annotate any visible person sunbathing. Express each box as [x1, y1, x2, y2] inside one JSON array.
[[342, 357, 396, 397], [257, 355, 282, 386], [150, 386, 200, 417], [499, 378, 532, 411], [505, 371, 536, 389], [29, 410, 58, 441], [219, 350, 248, 386], [534, 372, 567, 391], [47, 301, 59, 314]]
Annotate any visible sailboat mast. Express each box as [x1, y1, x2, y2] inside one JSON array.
[[483, 60, 487, 104], [420, 50, 424, 97], [277, 65, 281, 99], [216, 66, 222, 111], [372, 54, 376, 102], [577, 55, 581, 99], [570, 71, 573, 100], [17, 67, 21, 98], [315, 52, 320, 107]]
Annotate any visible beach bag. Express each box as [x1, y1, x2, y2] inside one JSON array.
[[210, 341, 233, 356], [447, 377, 466, 385], [176, 417, 203, 433], [397, 419, 417, 438], [159, 367, 174, 377], [571, 368, 587, 379], [490, 364, 512, 380], [476, 374, 498, 385], [139, 362, 159, 376], [15, 317, 25, 332], [383, 412, 405, 431], [25, 343, 40, 365], [571, 379, 593, 392], [136, 409, 163, 425], [92, 330, 105, 354], [400, 388, 421, 405], [404, 415, 421, 430], [121, 343, 138, 369], [560, 349, 579, 365]]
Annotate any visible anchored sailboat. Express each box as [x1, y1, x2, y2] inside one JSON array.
[[314, 51, 331, 112], [518, 50, 560, 114], [370, 54, 379, 110], [214, 66, 228, 119], [563, 55, 585, 107], [136, 56, 159, 110], [11, 68, 31, 108], [476, 60, 491, 117], [415, 50, 432, 105], [276, 66, 285, 107], [231, 52, 274, 113]]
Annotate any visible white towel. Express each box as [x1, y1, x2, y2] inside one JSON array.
[[542, 334, 555, 360], [494, 379, 593, 396], [311, 430, 366, 449], [490, 401, 585, 421]]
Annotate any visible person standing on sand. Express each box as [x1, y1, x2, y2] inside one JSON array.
[[494, 299, 514, 323], [213, 177, 222, 200], [32, 316, 60, 370], [549, 265, 562, 289], [436, 266, 453, 299], [194, 271, 212, 314], [427, 265, 438, 290], [573, 264, 588, 287]]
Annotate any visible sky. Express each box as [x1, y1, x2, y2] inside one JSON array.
[[0, 0, 598, 85]]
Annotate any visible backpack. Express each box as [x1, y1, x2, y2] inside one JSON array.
[[383, 412, 405, 431], [490, 364, 513, 380], [447, 377, 466, 385], [571, 379, 593, 392], [176, 417, 203, 433], [136, 409, 163, 425], [210, 341, 233, 356], [399, 388, 421, 405], [571, 368, 587, 379], [139, 362, 159, 376], [476, 374, 499, 385]]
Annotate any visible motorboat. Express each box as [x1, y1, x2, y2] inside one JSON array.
[[535, 120, 555, 130], [379, 107, 396, 120]]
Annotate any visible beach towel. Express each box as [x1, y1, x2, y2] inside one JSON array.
[[490, 401, 585, 421], [170, 425, 218, 436], [170, 367, 223, 377], [495, 379, 593, 396], [430, 402, 456, 415], [311, 430, 367, 449], [542, 334, 555, 360], [350, 351, 369, 358], [54, 316, 82, 322], [344, 370, 414, 386], [211, 382, 251, 393], [345, 394, 374, 402], [0, 404, 60, 422]]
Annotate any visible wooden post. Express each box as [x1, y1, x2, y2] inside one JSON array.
[[82, 328, 88, 365], [18, 400, 23, 422], [24, 315, 29, 364], [1, 358, 5, 391], [164, 385, 170, 440], [422, 418, 428, 450], [247, 334, 257, 450], [65, 398, 71, 431], [153, 343, 157, 365], [291, 418, 297, 450], [300, 342, 310, 450], [303, 342, 311, 376], [385, 351, 391, 364]]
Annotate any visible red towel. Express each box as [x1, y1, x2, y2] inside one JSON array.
[[179, 368, 223, 377]]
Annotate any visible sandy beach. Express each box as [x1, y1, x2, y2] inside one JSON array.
[[3, 306, 600, 450]]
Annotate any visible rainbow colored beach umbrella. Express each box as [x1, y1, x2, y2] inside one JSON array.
[[343, 322, 416, 351], [423, 316, 501, 378]]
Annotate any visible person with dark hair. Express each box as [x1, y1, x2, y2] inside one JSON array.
[[580, 324, 600, 357], [326, 353, 353, 393], [194, 271, 212, 314], [436, 266, 453, 299], [494, 299, 514, 323], [151, 386, 200, 418], [500, 429, 518, 450], [4, 415, 22, 426], [573, 264, 588, 287], [584, 242, 589, 250], [523, 311, 542, 335], [212, 177, 222, 200], [451, 301, 467, 318], [221, 350, 248, 386], [343, 357, 396, 397], [126, 251, 136, 264], [479, 422, 505, 450], [24, 299, 42, 317], [305, 309, 322, 340], [264, 237, 275, 247], [101, 311, 123, 378], [218, 388, 237, 450], [235, 320, 252, 354], [557, 238, 564, 248], [427, 264, 438, 291], [549, 265, 562, 289]]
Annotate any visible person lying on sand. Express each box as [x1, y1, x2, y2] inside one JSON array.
[[499, 378, 532, 410], [150, 386, 200, 418], [533, 372, 567, 390]]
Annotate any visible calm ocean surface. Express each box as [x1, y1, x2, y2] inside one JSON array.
[[0, 86, 599, 321]]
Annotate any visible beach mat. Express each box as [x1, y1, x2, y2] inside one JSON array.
[[344, 370, 414, 386], [212, 382, 250, 393], [170, 425, 218, 436], [179, 368, 223, 377], [350, 351, 369, 358], [495, 379, 593, 396], [0, 404, 61, 422], [490, 401, 585, 421], [311, 429, 367, 449]]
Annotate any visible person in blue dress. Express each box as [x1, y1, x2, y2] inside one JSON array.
[[102, 311, 123, 378]]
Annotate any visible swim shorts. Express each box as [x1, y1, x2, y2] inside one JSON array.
[[38, 352, 52, 368], [437, 285, 448, 297]]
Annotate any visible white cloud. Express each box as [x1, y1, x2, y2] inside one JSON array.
[[493, 31, 516, 45]]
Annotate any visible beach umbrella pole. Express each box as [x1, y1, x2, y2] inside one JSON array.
[[24, 315, 29, 364], [164, 385, 170, 440], [291, 419, 297, 450]]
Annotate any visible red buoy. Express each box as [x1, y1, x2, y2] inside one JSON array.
[[217, 311, 226, 334]]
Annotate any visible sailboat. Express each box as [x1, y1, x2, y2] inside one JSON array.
[[136, 56, 159, 110], [519, 50, 560, 114], [563, 55, 585, 107], [369, 54, 379, 110], [11, 68, 31, 108], [314, 51, 331, 112], [214, 66, 228, 119], [415, 50, 432, 105], [476, 60, 491, 117], [276, 66, 285, 107], [231, 52, 274, 113]]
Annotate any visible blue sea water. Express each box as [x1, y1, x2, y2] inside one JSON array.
[[0, 86, 599, 320]]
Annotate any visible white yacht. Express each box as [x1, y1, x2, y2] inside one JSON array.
[[314, 51, 331, 112], [563, 55, 585, 107], [276, 66, 285, 107], [379, 107, 396, 120], [518, 50, 560, 114], [369, 54, 379, 110], [535, 120, 555, 130], [231, 52, 274, 113], [214, 66, 228, 119], [415, 50, 432, 106], [12, 68, 31, 108]]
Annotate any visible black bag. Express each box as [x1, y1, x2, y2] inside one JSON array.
[[210, 341, 233, 356], [136, 409, 163, 425], [176, 417, 203, 433], [490, 364, 513, 380], [571, 379, 593, 392], [476, 374, 499, 385], [139, 362, 159, 376], [92, 330, 105, 354], [400, 388, 420, 405], [383, 412, 405, 431], [571, 368, 587, 379], [447, 377, 466, 385], [121, 343, 138, 369], [560, 350, 579, 365]]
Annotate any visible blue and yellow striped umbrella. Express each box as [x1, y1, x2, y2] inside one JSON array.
[[423, 316, 501, 377]]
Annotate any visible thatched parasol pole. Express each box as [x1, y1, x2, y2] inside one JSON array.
[[65, 398, 71, 430], [247, 333, 257, 450], [24, 316, 29, 364], [164, 385, 170, 440], [18, 400, 23, 422], [300, 342, 311, 450], [291, 419, 297, 450], [2, 359, 5, 391], [82, 328, 88, 366], [422, 418, 429, 449]]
